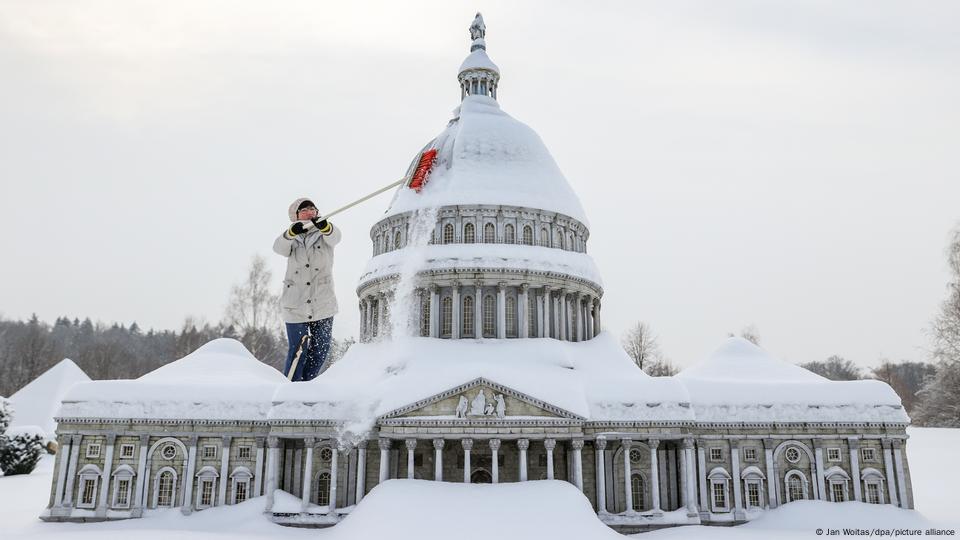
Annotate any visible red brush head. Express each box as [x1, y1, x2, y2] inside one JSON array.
[[408, 149, 438, 192]]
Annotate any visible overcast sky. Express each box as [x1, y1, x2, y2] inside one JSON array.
[[1, 0, 958, 370]]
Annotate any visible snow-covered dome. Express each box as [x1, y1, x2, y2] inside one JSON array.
[[677, 337, 827, 382], [459, 48, 499, 73]]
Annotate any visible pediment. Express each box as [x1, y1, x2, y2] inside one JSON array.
[[379, 378, 584, 421]]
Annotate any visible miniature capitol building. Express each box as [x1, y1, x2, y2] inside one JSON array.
[[42, 14, 913, 533]]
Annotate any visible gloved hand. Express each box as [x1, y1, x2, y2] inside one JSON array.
[[310, 217, 329, 231], [288, 221, 308, 236]]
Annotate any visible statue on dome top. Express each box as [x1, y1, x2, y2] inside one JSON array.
[[469, 12, 485, 41]]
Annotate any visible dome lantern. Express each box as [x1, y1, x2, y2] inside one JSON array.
[[458, 13, 500, 101]]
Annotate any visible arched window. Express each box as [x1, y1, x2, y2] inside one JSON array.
[[394, 231, 402, 249], [156, 469, 176, 508], [504, 224, 515, 244], [462, 296, 474, 337], [740, 466, 766, 509], [196, 466, 219, 509], [785, 471, 808, 502], [383, 234, 389, 253], [505, 296, 517, 338], [443, 223, 454, 244], [540, 228, 549, 247], [441, 297, 453, 338], [631, 474, 645, 511], [420, 294, 431, 337], [708, 467, 732, 512], [77, 464, 101, 509], [482, 295, 496, 338], [230, 467, 253, 505], [484, 223, 496, 243], [567, 233, 574, 251], [553, 230, 561, 248], [316, 472, 331, 506], [824, 466, 851, 502], [464, 222, 475, 243], [522, 225, 533, 245], [111, 465, 135, 509], [373, 234, 381, 255]]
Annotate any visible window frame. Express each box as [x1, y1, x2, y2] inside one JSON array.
[[202, 445, 218, 460], [861, 447, 877, 462], [462, 295, 475, 337], [85, 443, 102, 459], [237, 446, 252, 460], [744, 479, 763, 509], [827, 447, 842, 462], [78, 476, 99, 509], [154, 468, 178, 508], [119, 443, 136, 459], [742, 447, 758, 462], [709, 447, 723, 462]]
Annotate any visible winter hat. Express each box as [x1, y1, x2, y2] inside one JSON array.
[[288, 198, 316, 221]]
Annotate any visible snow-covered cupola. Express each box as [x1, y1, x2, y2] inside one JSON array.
[[458, 13, 500, 100]]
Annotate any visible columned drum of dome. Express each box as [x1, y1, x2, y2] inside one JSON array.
[[358, 14, 602, 343]]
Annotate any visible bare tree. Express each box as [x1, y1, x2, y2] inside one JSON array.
[[645, 357, 679, 377], [799, 355, 862, 381], [739, 324, 761, 345], [872, 360, 936, 415], [226, 255, 280, 332], [621, 321, 661, 371]]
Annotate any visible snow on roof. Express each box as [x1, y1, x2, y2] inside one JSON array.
[[59, 339, 285, 422], [459, 48, 500, 73], [9, 358, 90, 438], [384, 95, 589, 226], [359, 243, 603, 288], [270, 332, 691, 430], [677, 337, 909, 424]]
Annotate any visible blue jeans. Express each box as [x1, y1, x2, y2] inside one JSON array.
[[284, 317, 333, 382]]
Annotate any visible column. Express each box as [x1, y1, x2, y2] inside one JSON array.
[[53, 435, 73, 508], [594, 299, 602, 335], [462, 439, 474, 483], [474, 281, 483, 339], [678, 444, 687, 515], [572, 439, 584, 491], [558, 290, 567, 341], [544, 439, 556, 480], [96, 434, 116, 516], [355, 440, 367, 503], [429, 285, 439, 338], [683, 438, 698, 517], [763, 439, 777, 509], [264, 437, 280, 512], [519, 284, 529, 338], [218, 436, 232, 506], [496, 283, 506, 339], [301, 438, 315, 512], [253, 438, 265, 497], [881, 440, 899, 507], [489, 439, 501, 483], [181, 436, 198, 514], [405, 439, 417, 479], [452, 282, 461, 339], [542, 286, 552, 338], [575, 293, 584, 341], [62, 434, 82, 506], [697, 443, 709, 516], [584, 295, 593, 340], [730, 439, 744, 520], [813, 440, 827, 501], [595, 437, 607, 513], [649, 439, 661, 513], [379, 292, 389, 337], [328, 446, 339, 512], [517, 439, 529, 482], [848, 437, 862, 502], [433, 439, 445, 481], [892, 440, 909, 508], [622, 439, 633, 512], [378, 439, 391, 483], [132, 434, 149, 515]]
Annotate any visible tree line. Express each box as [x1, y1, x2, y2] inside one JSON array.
[[0, 255, 354, 397]]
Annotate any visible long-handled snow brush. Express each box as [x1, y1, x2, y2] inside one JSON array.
[[321, 149, 437, 220]]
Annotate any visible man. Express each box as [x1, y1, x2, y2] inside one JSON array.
[[273, 197, 341, 381]]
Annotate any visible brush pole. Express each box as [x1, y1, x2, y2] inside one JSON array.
[[322, 178, 406, 219]]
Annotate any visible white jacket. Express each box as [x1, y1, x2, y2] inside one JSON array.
[[272, 222, 342, 324]]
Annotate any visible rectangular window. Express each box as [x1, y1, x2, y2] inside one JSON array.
[[865, 482, 882, 504], [202, 445, 217, 460], [119, 444, 135, 458], [746, 482, 761, 508], [711, 481, 727, 510], [830, 482, 846, 502], [199, 479, 215, 507], [827, 448, 841, 462], [235, 481, 248, 504], [743, 447, 757, 461], [115, 479, 131, 508], [86, 444, 101, 459], [861, 448, 876, 461], [237, 446, 252, 460], [80, 478, 97, 507], [709, 448, 723, 462]]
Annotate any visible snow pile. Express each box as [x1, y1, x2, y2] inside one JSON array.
[[677, 338, 909, 424], [8, 359, 89, 438], [360, 243, 603, 288], [271, 332, 691, 434], [459, 48, 500, 73], [331, 479, 622, 540], [58, 339, 286, 421], [385, 95, 589, 226]]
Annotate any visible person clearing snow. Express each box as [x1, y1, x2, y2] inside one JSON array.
[[273, 198, 342, 381]]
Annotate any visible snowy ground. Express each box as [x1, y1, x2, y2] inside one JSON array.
[[2, 427, 957, 539]]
